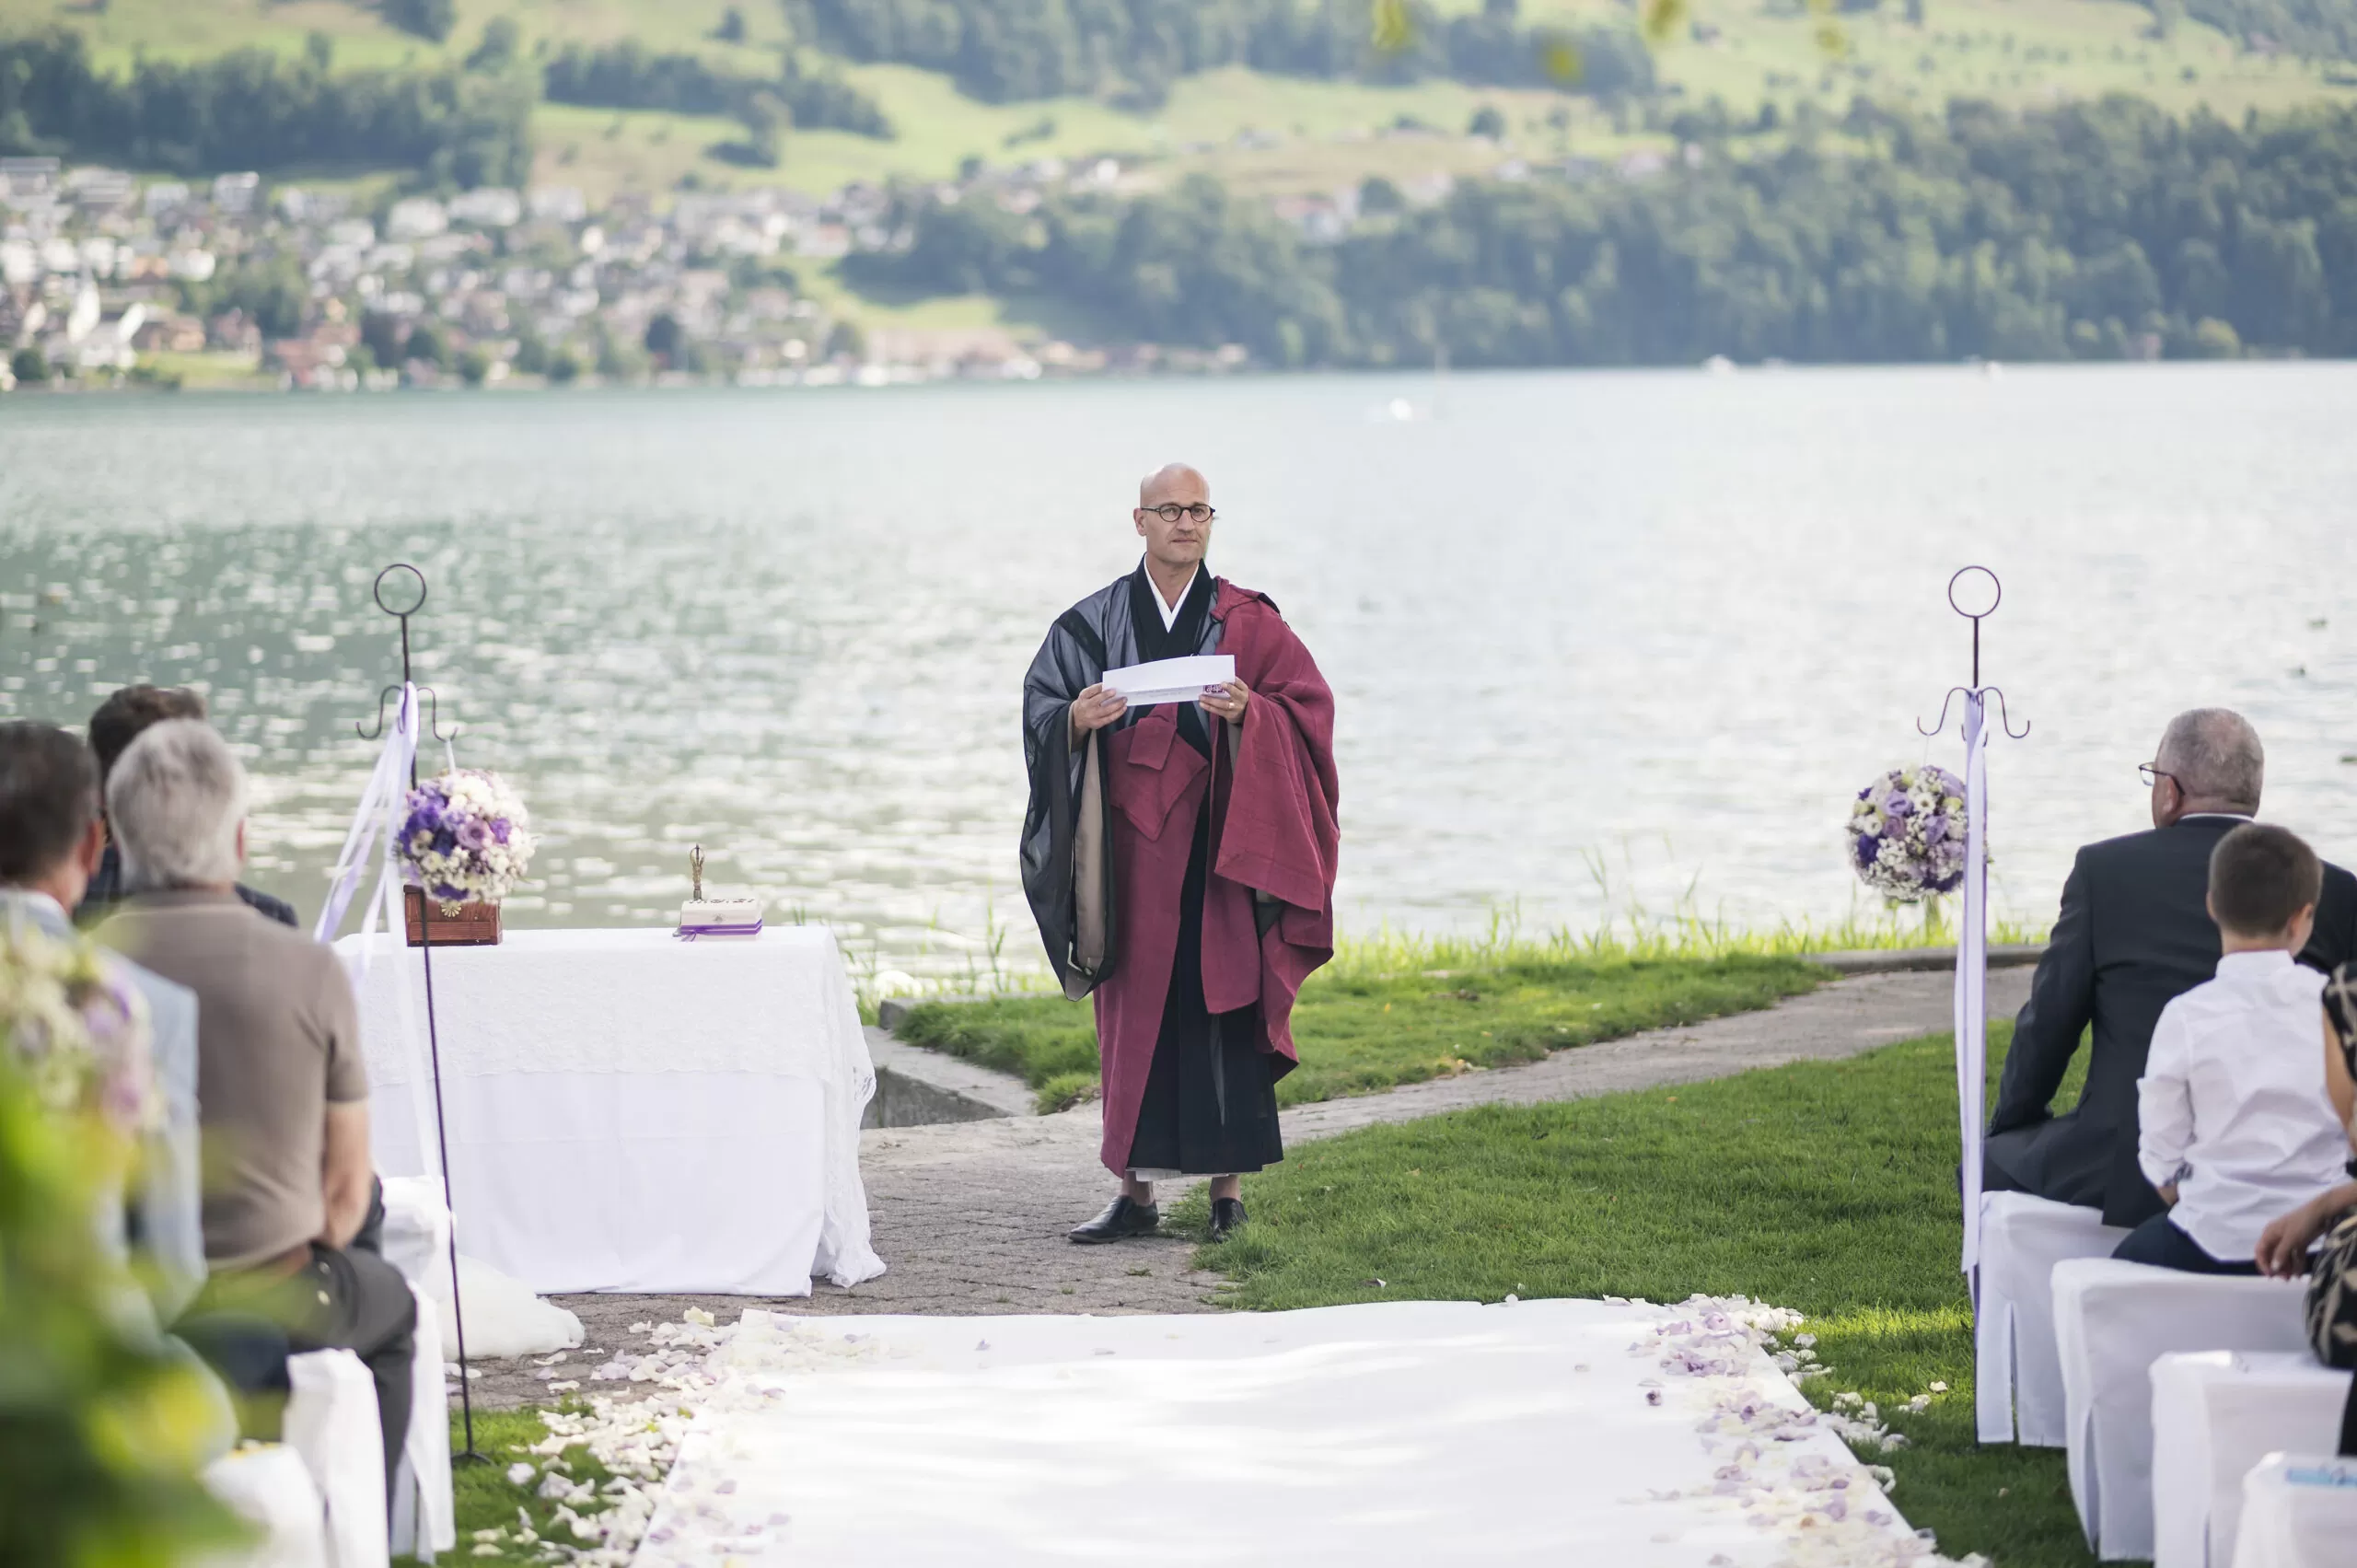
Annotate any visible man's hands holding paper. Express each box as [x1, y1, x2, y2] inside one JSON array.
[[1200, 679, 1252, 723], [1070, 679, 1252, 744], [1070, 685, 1128, 743]]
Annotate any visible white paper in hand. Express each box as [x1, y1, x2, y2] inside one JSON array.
[[1103, 655, 1237, 707]]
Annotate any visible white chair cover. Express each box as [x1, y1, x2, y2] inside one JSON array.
[[2053, 1258, 2309, 1561], [1977, 1191, 2130, 1445], [379, 1177, 457, 1562], [2233, 1453, 2357, 1568], [284, 1348, 389, 1568], [197, 1445, 328, 1568], [2149, 1352, 2351, 1568], [389, 1280, 456, 1562], [379, 1175, 454, 1302]]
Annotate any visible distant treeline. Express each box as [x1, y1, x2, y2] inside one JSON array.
[[0, 29, 530, 185], [541, 41, 896, 139], [2151, 0, 2357, 65], [779, 0, 1655, 107], [856, 97, 2357, 366]]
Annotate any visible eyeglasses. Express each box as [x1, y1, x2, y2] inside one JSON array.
[[2139, 763, 2179, 790], [1142, 503, 1216, 525]]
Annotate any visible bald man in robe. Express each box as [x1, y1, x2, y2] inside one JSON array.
[[1020, 464, 1341, 1243]]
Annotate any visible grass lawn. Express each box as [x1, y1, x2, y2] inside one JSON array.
[[395, 1404, 627, 1566], [893, 949, 1829, 1113], [1158, 1021, 2098, 1568]]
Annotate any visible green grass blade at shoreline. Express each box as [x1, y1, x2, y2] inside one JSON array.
[[894, 952, 1829, 1112]]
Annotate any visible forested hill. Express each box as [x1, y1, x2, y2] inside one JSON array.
[[2171, 0, 2357, 63], [777, 0, 1655, 104], [859, 97, 2357, 365]]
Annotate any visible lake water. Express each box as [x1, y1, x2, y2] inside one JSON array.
[[5, 364, 2355, 980]]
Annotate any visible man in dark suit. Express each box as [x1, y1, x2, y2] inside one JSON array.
[[72, 685, 297, 929], [1987, 708, 2357, 1228]]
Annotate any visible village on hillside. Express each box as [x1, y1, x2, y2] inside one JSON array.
[[0, 140, 1570, 393]]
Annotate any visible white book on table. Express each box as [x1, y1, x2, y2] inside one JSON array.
[[1102, 655, 1235, 707]]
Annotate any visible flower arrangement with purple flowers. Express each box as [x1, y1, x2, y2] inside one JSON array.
[[399, 769, 536, 910], [1846, 765, 1970, 903], [0, 923, 160, 1137]]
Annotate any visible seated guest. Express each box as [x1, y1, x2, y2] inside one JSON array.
[[75, 684, 296, 929], [98, 719, 412, 1497], [1988, 709, 2357, 1228], [2118, 825, 2352, 1273], [2258, 966, 2357, 1454], [0, 721, 206, 1325]]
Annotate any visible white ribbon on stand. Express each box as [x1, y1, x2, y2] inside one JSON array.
[[1952, 689, 1991, 1278], [315, 683, 442, 1185]]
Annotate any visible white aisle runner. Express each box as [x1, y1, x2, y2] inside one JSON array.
[[630, 1299, 1958, 1567]]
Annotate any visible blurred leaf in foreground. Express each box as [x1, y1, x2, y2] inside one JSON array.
[[1372, 0, 1416, 56]]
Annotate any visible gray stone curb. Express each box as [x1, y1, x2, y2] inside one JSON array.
[[1800, 944, 2046, 975], [863, 1026, 1036, 1123]]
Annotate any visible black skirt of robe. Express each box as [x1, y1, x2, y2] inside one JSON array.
[[1123, 564, 1284, 1177], [1125, 798, 1283, 1177]]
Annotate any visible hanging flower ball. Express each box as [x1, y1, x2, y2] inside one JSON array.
[[1846, 765, 1970, 903]]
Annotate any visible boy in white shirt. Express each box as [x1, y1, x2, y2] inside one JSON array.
[[2120, 822, 2353, 1273]]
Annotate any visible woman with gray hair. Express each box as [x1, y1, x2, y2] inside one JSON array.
[[99, 719, 415, 1504]]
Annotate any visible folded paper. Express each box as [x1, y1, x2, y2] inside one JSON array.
[[1103, 655, 1237, 708]]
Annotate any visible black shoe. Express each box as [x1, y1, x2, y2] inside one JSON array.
[[1069, 1195, 1159, 1244], [1209, 1197, 1248, 1242]]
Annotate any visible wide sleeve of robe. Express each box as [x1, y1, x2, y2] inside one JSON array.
[[1021, 586, 1121, 999]]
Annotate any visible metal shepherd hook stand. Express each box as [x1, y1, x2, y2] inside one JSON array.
[[1912, 565, 2031, 1303], [354, 563, 487, 1466]]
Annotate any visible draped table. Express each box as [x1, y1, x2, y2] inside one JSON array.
[[338, 926, 884, 1296]]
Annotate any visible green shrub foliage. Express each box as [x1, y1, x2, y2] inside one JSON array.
[[0, 28, 531, 184], [858, 97, 2357, 364], [540, 41, 895, 137], [779, 0, 1653, 106]]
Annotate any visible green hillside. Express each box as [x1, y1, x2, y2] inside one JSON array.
[[3, 0, 2352, 198]]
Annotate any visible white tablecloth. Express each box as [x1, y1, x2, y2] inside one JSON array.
[[340, 927, 883, 1295]]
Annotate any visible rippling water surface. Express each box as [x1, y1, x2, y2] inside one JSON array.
[[5, 365, 2355, 977]]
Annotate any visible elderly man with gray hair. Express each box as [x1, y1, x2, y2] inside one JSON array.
[[1987, 708, 2357, 1229], [98, 719, 413, 1502]]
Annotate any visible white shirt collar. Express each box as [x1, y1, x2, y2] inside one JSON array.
[[2214, 947, 2295, 975], [2180, 812, 2257, 823], [1153, 565, 1201, 632], [0, 889, 69, 928]]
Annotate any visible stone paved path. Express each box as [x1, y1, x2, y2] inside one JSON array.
[[471, 967, 2029, 1407]]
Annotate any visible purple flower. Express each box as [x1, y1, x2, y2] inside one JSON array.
[[456, 818, 490, 852]]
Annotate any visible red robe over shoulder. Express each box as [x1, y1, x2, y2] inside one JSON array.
[[1087, 583, 1340, 1176]]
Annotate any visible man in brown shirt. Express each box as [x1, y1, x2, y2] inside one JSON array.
[[99, 718, 413, 1498]]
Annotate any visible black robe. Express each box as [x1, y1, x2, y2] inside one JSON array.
[[1021, 562, 1283, 1177]]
